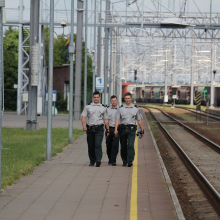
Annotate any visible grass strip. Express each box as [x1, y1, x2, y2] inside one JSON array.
[[1, 128, 83, 191], [145, 103, 207, 111], [172, 113, 196, 121]]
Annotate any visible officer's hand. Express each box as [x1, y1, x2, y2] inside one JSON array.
[[141, 133, 144, 138], [83, 126, 87, 131], [107, 133, 110, 137], [114, 130, 118, 135]]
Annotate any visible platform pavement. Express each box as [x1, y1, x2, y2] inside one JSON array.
[[0, 111, 184, 220], [2, 113, 81, 129]]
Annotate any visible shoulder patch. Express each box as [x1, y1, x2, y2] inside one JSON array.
[[134, 105, 139, 108]]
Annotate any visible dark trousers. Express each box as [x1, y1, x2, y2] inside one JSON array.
[[106, 128, 119, 164], [87, 128, 104, 164], [119, 129, 136, 164]]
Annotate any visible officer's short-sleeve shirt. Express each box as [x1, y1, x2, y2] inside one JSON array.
[[106, 105, 118, 127], [81, 102, 107, 126], [116, 104, 142, 125]]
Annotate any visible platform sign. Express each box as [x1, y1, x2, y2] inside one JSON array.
[[172, 95, 177, 99], [96, 77, 104, 90]]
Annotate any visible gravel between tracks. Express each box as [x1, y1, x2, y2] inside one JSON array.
[[145, 108, 220, 220]]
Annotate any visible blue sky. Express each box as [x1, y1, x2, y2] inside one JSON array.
[[5, 0, 220, 12]]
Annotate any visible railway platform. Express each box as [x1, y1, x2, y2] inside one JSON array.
[[0, 110, 184, 220]]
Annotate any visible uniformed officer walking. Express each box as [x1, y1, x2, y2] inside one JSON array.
[[105, 95, 120, 166], [81, 91, 109, 167], [114, 92, 144, 167]]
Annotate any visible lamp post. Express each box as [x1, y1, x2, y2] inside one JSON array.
[[210, 40, 216, 108]]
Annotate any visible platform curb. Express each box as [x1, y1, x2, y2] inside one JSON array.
[[142, 109, 185, 220]]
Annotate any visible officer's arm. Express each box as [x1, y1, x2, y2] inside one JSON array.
[[114, 120, 119, 134], [104, 119, 110, 136], [137, 120, 144, 137], [81, 116, 87, 131], [104, 119, 109, 130]]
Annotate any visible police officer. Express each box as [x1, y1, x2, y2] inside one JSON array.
[[114, 92, 144, 167], [105, 95, 120, 166], [81, 91, 109, 167]]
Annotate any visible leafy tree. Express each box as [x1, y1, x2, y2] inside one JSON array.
[[3, 26, 93, 111], [3, 27, 19, 111]]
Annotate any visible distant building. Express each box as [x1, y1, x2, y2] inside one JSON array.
[[47, 65, 70, 100]]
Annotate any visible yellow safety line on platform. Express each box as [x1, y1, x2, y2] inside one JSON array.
[[130, 136, 138, 220]]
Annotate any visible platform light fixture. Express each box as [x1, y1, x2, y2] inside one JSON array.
[[196, 51, 211, 52], [157, 50, 171, 52]]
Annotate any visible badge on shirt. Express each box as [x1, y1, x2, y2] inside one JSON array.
[[132, 115, 135, 118]]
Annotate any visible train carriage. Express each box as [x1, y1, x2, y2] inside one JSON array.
[[144, 86, 153, 103], [179, 86, 190, 104]]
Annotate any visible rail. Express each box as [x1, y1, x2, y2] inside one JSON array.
[[144, 106, 220, 214]]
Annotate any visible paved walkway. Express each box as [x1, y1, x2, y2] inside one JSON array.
[[0, 111, 183, 220], [2, 113, 81, 128]]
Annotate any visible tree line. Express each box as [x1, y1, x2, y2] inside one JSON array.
[[3, 26, 93, 111]]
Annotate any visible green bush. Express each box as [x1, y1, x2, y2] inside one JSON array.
[[56, 96, 67, 111]]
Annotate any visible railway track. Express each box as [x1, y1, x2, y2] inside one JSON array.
[[143, 106, 220, 215], [173, 106, 220, 122]]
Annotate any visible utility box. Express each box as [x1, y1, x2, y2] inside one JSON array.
[[0, 1, 5, 7], [23, 92, 28, 102], [37, 97, 42, 115]]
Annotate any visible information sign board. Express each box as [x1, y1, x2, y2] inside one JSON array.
[[96, 77, 104, 90]]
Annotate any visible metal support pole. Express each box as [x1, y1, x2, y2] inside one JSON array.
[[97, 27, 101, 77], [103, 0, 110, 105], [108, 27, 112, 106], [74, 0, 84, 120], [17, 0, 23, 115], [190, 42, 195, 106], [84, 0, 88, 108], [164, 41, 168, 104], [210, 0, 212, 27], [0, 6, 3, 195], [25, 0, 40, 130], [141, 0, 144, 28], [149, 52, 152, 83], [112, 28, 116, 95], [173, 40, 176, 84], [46, 0, 54, 160], [92, 0, 97, 93], [68, 0, 74, 144], [98, 0, 102, 79], [210, 40, 215, 108]]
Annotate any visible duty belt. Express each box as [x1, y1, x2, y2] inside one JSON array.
[[86, 124, 104, 131], [109, 126, 115, 129], [120, 124, 137, 131]]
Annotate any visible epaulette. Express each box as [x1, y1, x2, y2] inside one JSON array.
[[119, 105, 123, 108], [134, 105, 139, 108], [102, 104, 107, 107], [87, 103, 91, 105]]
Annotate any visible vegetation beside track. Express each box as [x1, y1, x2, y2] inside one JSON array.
[[145, 103, 207, 111], [145, 104, 203, 121], [1, 128, 83, 192]]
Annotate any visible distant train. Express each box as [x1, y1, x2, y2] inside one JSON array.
[[124, 84, 220, 106]]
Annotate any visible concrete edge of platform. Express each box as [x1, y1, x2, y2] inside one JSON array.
[[142, 109, 185, 220]]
